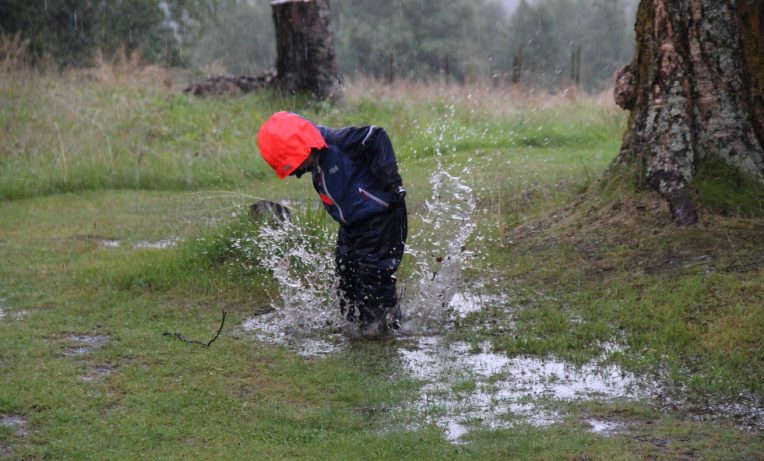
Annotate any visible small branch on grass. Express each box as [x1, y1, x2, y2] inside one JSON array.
[[163, 310, 227, 348]]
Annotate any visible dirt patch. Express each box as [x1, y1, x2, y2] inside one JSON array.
[[0, 444, 12, 457], [80, 364, 117, 383]]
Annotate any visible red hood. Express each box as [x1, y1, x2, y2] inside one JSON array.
[[257, 112, 327, 179]]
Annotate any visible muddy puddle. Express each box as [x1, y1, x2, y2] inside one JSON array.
[[243, 290, 666, 441], [80, 364, 116, 382], [396, 336, 651, 440]]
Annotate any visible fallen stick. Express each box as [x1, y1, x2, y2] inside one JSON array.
[[163, 310, 227, 348]]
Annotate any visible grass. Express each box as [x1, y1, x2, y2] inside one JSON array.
[[1, 66, 762, 459]]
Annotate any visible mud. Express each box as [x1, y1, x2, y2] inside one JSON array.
[[661, 392, 764, 432], [80, 365, 116, 382]]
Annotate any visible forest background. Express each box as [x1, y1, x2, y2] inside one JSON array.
[[0, 0, 638, 92]]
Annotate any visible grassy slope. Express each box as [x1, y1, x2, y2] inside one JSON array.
[[0, 74, 762, 459]]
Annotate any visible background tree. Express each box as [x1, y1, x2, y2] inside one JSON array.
[[0, 0, 220, 66], [506, 0, 634, 91], [2, 0, 639, 92], [190, 1, 275, 75], [613, 0, 764, 225], [332, 0, 509, 82], [507, 0, 560, 87], [272, 0, 340, 100]]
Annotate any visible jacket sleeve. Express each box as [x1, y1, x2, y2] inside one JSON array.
[[331, 126, 403, 190]]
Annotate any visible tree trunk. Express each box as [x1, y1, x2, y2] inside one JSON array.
[[613, 0, 764, 225], [271, 0, 340, 101]]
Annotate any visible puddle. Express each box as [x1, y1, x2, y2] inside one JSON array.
[[240, 312, 344, 358], [62, 334, 109, 356], [0, 415, 29, 437], [100, 239, 122, 248], [0, 298, 28, 322], [133, 237, 180, 249], [448, 291, 506, 318], [396, 336, 652, 441], [584, 418, 628, 436]]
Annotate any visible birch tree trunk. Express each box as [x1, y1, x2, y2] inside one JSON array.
[[613, 0, 764, 225], [271, 0, 340, 100]]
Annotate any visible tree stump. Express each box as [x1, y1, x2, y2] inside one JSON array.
[[612, 0, 764, 225], [271, 0, 340, 101]]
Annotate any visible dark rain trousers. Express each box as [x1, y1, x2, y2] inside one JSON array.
[[335, 201, 407, 325]]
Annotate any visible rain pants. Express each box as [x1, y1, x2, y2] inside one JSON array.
[[312, 125, 407, 326]]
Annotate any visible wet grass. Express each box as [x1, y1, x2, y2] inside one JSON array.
[[1, 73, 762, 458]]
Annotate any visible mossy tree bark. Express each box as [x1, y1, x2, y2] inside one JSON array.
[[271, 0, 340, 100], [613, 0, 764, 225]]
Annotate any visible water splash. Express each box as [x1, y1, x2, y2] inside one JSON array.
[[240, 216, 342, 348], [241, 164, 477, 346], [399, 165, 477, 334]]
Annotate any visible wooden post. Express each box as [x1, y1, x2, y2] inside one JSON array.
[[570, 46, 581, 88], [271, 0, 340, 100], [444, 52, 450, 84], [387, 53, 394, 84], [511, 45, 524, 85]]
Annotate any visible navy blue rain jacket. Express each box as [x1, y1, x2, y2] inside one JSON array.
[[312, 125, 403, 226]]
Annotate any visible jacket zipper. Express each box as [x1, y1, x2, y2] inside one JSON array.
[[318, 166, 348, 224], [358, 187, 390, 207]]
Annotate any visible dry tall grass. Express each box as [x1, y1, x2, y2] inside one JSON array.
[[342, 76, 620, 115], [72, 47, 177, 90], [0, 32, 30, 74], [0, 33, 180, 91]]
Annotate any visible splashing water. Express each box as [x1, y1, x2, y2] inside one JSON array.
[[241, 218, 341, 342], [241, 164, 477, 347], [399, 165, 477, 334]]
